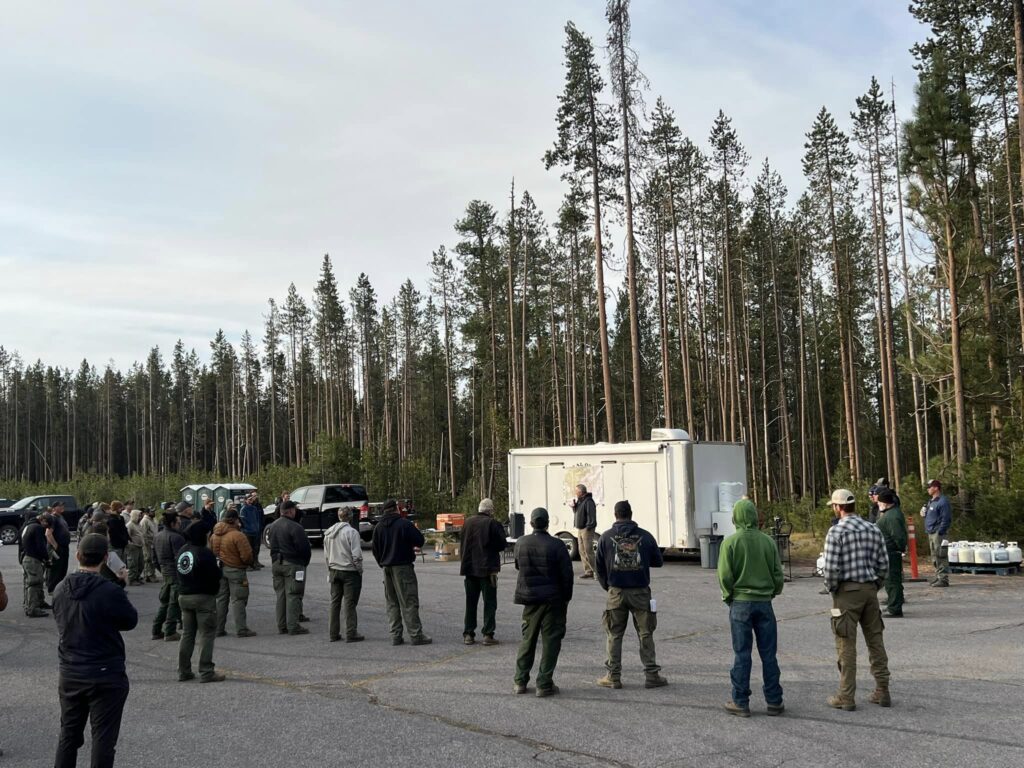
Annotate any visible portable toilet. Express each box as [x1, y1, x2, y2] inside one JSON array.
[[211, 483, 257, 518]]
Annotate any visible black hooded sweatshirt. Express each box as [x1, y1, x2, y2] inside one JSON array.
[[106, 514, 129, 550], [53, 571, 138, 679], [371, 513, 424, 567]]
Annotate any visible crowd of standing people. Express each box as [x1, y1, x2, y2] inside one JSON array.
[[0, 477, 955, 765]]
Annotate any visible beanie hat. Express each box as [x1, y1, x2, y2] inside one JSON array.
[[478, 498, 495, 514], [78, 533, 110, 560], [614, 500, 632, 517], [530, 507, 549, 528], [877, 489, 898, 505]]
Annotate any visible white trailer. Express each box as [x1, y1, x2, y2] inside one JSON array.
[[507, 429, 747, 557]]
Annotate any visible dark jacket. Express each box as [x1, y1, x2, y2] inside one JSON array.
[[513, 530, 573, 605], [573, 493, 597, 530], [21, 520, 51, 562], [239, 503, 262, 536], [53, 571, 138, 679], [266, 515, 312, 566], [459, 513, 507, 577], [924, 494, 952, 535], [106, 514, 129, 550], [153, 526, 186, 580], [199, 507, 218, 531], [595, 519, 663, 591], [877, 504, 908, 553], [372, 513, 424, 567], [176, 544, 221, 596], [51, 515, 71, 556]]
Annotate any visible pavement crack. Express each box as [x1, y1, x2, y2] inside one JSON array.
[[966, 621, 1024, 634]]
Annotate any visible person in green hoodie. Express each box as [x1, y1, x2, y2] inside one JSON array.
[[717, 498, 785, 717], [875, 489, 907, 618]]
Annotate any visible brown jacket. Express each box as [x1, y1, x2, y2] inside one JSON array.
[[210, 522, 254, 569]]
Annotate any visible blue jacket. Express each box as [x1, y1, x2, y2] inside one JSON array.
[[239, 503, 262, 536], [924, 494, 952, 535], [595, 520, 663, 591]]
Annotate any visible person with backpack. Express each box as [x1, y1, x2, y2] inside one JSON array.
[[593, 500, 667, 690]]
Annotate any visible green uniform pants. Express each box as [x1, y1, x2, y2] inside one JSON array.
[[884, 551, 904, 614], [178, 593, 218, 680], [126, 544, 143, 583], [153, 575, 181, 637], [578, 528, 597, 576], [463, 574, 498, 638], [272, 562, 306, 633], [603, 586, 660, 678], [382, 564, 425, 641], [328, 569, 363, 640], [831, 582, 890, 703], [22, 556, 46, 613], [514, 602, 568, 690], [928, 533, 950, 583], [216, 566, 251, 634], [142, 542, 157, 580]]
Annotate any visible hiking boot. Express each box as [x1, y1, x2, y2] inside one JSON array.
[[827, 695, 856, 711], [392, 636, 405, 646], [411, 635, 433, 646], [766, 702, 785, 716], [580, 573, 594, 580], [724, 701, 751, 717], [481, 635, 499, 646], [596, 675, 622, 689], [868, 688, 891, 707], [237, 628, 258, 638], [200, 672, 226, 683], [535, 685, 560, 698], [25, 609, 49, 618], [463, 634, 476, 645], [216, 630, 228, 637], [346, 634, 365, 643], [931, 580, 949, 588], [884, 610, 903, 618], [164, 632, 181, 642], [177, 672, 196, 682], [645, 675, 669, 689], [289, 627, 310, 636], [329, 636, 342, 642], [513, 683, 528, 694]]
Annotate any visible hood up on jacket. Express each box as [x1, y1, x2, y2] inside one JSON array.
[[212, 521, 233, 537], [732, 499, 758, 531]]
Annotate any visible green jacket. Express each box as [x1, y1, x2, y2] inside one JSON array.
[[717, 500, 784, 603], [876, 504, 908, 553]]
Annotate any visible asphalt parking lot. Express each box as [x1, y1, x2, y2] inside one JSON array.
[[1, 542, 1022, 768]]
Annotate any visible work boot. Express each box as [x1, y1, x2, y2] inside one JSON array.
[[884, 610, 903, 618], [216, 630, 228, 637], [463, 633, 475, 645], [513, 683, 528, 694], [164, 632, 181, 642], [580, 573, 594, 580], [25, 610, 49, 618], [645, 675, 669, 689], [299, 614, 310, 622], [346, 634, 365, 643], [289, 626, 310, 636], [481, 635, 499, 646], [766, 702, 786, 716], [724, 701, 751, 717], [596, 674, 622, 689], [411, 635, 433, 646], [535, 685, 560, 698], [932, 580, 949, 588], [200, 672, 227, 683], [237, 628, 258, 638], [868, 688, 891, 707], [392, 636, 405, 646], [42, 602, 53, 610], [827, 695, 856, 711], [177, 672, 195, 682], [151, 633, 165, 641]]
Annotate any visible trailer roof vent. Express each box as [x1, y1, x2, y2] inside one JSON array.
[[650, 428, 690, 441]]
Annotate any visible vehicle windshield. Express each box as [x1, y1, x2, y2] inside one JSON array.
[[10, 497, 37, 510]]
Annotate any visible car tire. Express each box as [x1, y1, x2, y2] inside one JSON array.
[[557, 532, 579, 561], [0, 524, 18, 546]]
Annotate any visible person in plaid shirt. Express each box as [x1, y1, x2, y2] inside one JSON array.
[[822, 488, 891, 711]]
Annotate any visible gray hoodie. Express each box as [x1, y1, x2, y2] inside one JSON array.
[[324, 521, 363, 573]]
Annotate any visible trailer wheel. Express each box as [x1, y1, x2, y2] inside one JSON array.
[[557, 532, 579, 560]]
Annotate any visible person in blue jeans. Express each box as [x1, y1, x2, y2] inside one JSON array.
[[716, 498, 785, 717]]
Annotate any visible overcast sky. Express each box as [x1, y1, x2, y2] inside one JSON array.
[[1, 0, 925, 370]]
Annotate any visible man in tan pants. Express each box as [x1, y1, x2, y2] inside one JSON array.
[[573, 485, 598, 579], [822, 489, 891, 710]]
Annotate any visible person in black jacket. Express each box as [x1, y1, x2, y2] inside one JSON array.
[[513, 507, 574, 697], [572, 485, 598, 579], [372, 499, 431, 645], [594, 500, 667, 689], [266, 500, 312, 635], [53, 533, 138, 768], [105, 511, 129, 563], [175, 522, 225, 683], [151, 512, 185, 641], [21, 513, 53, 617], [47, 500, 72, 596], [460, 498, 508, 646]]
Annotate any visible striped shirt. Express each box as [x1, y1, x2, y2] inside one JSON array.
[[823, 514, 889, 593]]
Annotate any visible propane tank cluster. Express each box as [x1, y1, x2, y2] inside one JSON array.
[[945, 540, 1023, 566]]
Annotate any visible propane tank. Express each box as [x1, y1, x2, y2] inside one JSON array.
[[958, 542, 975, 564], [1006, 542, 1022, 564], [990, 542, 1010, 565], [974, 542, 992, 564], [946, 540, 959, 564], [816, 553, 826, 576]]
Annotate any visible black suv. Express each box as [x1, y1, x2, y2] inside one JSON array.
[[0, 495, 84, 546], [263, 484, 369, 546]]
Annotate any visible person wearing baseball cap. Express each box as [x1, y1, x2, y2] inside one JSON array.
[[920, 480, 952, 587], [822, 488, 891, 710]]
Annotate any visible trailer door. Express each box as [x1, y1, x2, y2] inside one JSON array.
[[516, 465, 547, 515], [622, 461, 663, 544]]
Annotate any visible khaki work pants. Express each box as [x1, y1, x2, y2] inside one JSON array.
[[831, 581, 890, 703], [603, 586, 660, 678], [216, 566, 251, 634], [578, 528, 597, 576]]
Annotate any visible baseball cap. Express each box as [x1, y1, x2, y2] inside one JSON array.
[[927, 479, 942, 490], [175, 501, 193, 514], [830, 489, 856, 505], [530, 507, 549, 527]]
